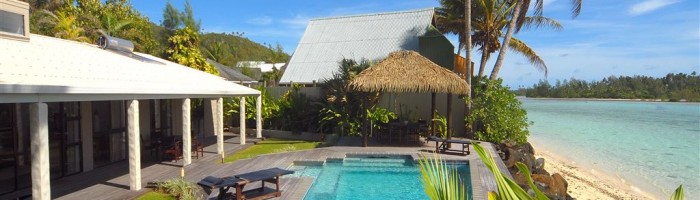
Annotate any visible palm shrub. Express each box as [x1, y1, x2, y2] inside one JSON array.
[[318, 59, 373, 135], [274, 84, 320, 133], [467, 77, 530, 144], [418, 154, 467, 200], [431, 112, 448, 138], [366, 106, 397, 136], [472, 142, 548, 200], [155, 178, 200, 200]]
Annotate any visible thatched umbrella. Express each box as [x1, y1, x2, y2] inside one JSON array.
[[348, 50, 469, 143], [349, 51, 469, 95]]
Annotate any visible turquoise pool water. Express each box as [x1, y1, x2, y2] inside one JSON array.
[[291, 155, 471, 200]]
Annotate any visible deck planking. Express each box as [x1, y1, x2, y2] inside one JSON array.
[[1, 135, 510, 200]]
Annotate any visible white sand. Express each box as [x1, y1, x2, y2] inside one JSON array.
[[531, 146, 658, 200]]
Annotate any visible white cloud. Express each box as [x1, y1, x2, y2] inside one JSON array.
[[246, 16, 273, 25], [281, 14, 312, 29], [629, 0, 680, 16]]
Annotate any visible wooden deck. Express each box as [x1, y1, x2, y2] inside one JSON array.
[[1, 134, 510, 200]]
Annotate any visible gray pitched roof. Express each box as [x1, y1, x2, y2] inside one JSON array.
[[279, 8, 435, 84], [207, 59, 257, 82]]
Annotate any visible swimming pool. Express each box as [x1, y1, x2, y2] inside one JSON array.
[[290, 154, 471, 200]]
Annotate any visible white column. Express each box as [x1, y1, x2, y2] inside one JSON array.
[[216, 98, 224, 154], [127, 100, 141, 191], [182, 98, 192, 165], [256, 95, 262, 139], [239, 97, 246, 145], [30, 103, 50, 200], [80, 102, 94, 171]]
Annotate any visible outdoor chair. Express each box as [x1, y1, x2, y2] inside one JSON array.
[[192, 138, 204, 159], [163, 140, 182, 162]]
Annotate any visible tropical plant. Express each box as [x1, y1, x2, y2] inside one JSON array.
[[318, 59, 376, 146], [202, 40, 227, 63], [366, 106, 397, 134], [273, 84, 320, 133], [418, 153, 467, 200], [431, 112, 448, 138], [472, 142, 548, 200], [155, 178, 200, 200], [671, 185, 684, 200], [467, 78, 530, 144], [490, 0, 582, 80], [166, 27, 219, 75], [41, 10, 91, 42]]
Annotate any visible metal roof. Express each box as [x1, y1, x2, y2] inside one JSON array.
[[207, 59, 257, 82], [279, 8, 435, 84], [0, 34, 260, 103]]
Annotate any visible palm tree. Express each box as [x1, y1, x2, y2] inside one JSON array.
[[43, 10, 91, 42], [202, 40, 227, 63], [490, 0, 582, 80], [99, 12, 132, 37], [473, 0, 562, 77]]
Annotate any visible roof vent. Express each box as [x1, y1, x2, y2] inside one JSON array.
[[97, 34, 134, 52]]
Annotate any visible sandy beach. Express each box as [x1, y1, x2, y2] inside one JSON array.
[[530, 144, 658, 199]]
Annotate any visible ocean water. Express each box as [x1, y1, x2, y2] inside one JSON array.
[[521, 98, 700, 198]]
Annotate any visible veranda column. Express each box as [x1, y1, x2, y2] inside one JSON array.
[[216, 98, 224, 154], [127, 100, 142, 190], [30, 103, 50, 200], [256, 95, 262, 138], [182, 98, 192, 165], [239, 97, 246, 144]]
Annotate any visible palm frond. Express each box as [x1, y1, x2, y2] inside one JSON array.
[[522, 16, 563, 31], [508, 37, 547, 77]]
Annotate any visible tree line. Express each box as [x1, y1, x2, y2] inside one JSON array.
[[26, 0, 288, 79], [519, 72, 700, 102]]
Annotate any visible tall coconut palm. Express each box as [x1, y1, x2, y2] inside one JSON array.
[[490, 0, 582, 80], [473, 0, 562, 77]]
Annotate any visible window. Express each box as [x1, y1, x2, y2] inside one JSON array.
[[0, 0, 29, 40], [0, 10, 23, 35]]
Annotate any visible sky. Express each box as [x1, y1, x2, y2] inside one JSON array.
[[131, 0, 700, 88]]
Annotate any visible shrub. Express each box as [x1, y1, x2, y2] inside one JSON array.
[[467, 78, 531, 144], [155, 178, 200, 200]]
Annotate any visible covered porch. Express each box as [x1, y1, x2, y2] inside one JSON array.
[[0, 33, 264, 199]]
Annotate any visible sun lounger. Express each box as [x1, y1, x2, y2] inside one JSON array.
[[427, 136, 473, 155], [198, 167, 294, 200]]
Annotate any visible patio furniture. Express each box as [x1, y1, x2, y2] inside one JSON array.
[[198, 168, 294, 200], [427, 136, 473, 155], [192, 138, 204, 159], [163, 140, 182, 162]]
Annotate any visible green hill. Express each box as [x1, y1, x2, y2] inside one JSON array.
[[199, 32, 289, 67]]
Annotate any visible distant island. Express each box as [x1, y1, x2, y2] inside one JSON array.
[[516, 72, 700, 102]]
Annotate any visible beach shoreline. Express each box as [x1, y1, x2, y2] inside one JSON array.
[[529, 142, 659, 199]]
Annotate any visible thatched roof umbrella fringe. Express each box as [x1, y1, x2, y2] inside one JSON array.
[[348, 51, 469, 95]]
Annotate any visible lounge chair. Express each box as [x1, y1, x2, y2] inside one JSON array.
[[427, 136, 474, 155], [198, 167, 294, 200]]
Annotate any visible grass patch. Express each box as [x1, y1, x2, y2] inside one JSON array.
[[223, 138, 322, 163], [136, 191, 176, 200]]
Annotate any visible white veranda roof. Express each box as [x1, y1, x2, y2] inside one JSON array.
[[0, 34, 260, 103]]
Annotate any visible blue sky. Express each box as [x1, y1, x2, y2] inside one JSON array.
[[131, 0, 700, 88]]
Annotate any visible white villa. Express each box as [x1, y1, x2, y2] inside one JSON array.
[[0, 1, 262, 199]]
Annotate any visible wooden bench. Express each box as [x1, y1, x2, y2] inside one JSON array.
[[198, 168, 294, 200]]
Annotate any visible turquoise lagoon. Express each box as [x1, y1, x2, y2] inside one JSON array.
[[521, 98, 700, 198]]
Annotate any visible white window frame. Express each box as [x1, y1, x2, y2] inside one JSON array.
[[0, 0, 30, 41]]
